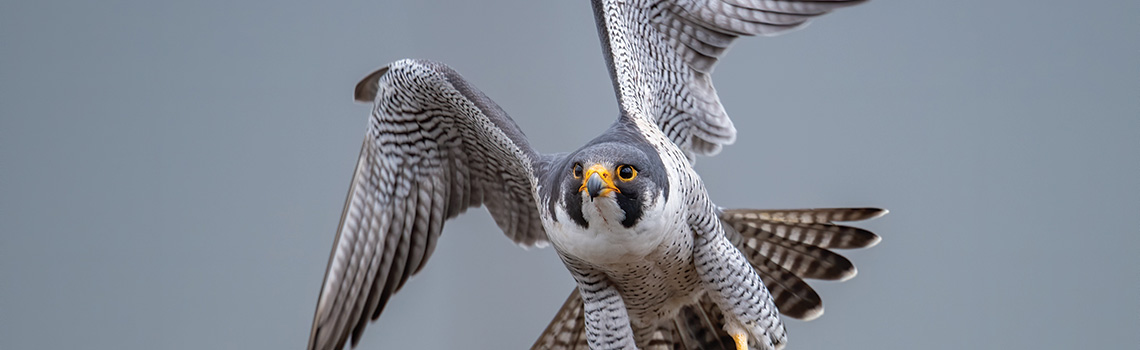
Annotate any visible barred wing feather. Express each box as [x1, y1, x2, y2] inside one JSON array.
[[592, 0, 866, 158], [532, 208, 884, 349], [309, 59, 551, 350]]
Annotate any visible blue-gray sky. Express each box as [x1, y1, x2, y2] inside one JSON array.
[[1, 1, 1137, 349]]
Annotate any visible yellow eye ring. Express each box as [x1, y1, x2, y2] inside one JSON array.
[[572, 163, 583, 178], [616, 165, 637, 181]]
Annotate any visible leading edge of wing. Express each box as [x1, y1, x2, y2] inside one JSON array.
[[591, 0, 867, 158], [309, 59, 554, 350]]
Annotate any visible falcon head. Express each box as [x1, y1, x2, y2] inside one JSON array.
[[557, 140, 669, 230]]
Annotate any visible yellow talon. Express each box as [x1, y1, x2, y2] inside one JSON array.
[[732, 332, 749, 350]]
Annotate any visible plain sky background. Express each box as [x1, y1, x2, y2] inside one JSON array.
[[2, 1, 1137, 349]]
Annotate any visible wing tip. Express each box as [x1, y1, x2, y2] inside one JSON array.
[[834, 207, 889, 223], [837, 265, 858, 282], [863, 231, 883, 248], [857, 208, 886, 248], [354, 66, 391, 103], [798, 303, 825, 321]]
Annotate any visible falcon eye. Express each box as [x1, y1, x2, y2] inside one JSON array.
[[617, 165, 637, 181], [572, 163, 583, 178]]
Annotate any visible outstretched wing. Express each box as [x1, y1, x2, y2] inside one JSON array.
[[591, 0, 866, 157], [532, 208, 884, 349], [719, 207, 884, 321], [309, 59, 550, 350]]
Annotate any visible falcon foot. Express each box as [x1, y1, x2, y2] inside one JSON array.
[[732, 332, 749, 350]]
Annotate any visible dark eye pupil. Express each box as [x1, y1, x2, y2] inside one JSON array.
[[573, 164, 582, 177], [620, 166, 632, 178]]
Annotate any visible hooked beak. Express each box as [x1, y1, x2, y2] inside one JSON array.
[[579, 164, 619, 198]]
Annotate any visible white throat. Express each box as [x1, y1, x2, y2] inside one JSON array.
[[581, 193, 626, 231], [546, 191, 677, 266]]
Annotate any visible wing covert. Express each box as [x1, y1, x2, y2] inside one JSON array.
[[592, 0, 866, 158], [309, 59, 550, 350]]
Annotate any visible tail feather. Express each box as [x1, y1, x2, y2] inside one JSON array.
[[673, 295, 738, 350], [531, 291, 590, 350], [721, 207, 885, 320], [534, 291, 742, 350], [745, 232, 857, 281], [723, 208, 887, 224], [642, 323, 681, 350], [752, 255, 824, 320], [722, 208, 884, 249]]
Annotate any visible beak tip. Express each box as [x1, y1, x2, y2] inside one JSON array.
[[586, 173, 605, 198]]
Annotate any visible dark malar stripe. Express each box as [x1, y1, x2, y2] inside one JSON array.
[[616, 189, 642, 228]]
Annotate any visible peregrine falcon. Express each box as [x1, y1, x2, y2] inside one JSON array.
[[308, 1, 881, 350]]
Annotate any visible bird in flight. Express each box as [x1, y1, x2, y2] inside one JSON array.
[[308, 1, 882, 349]]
